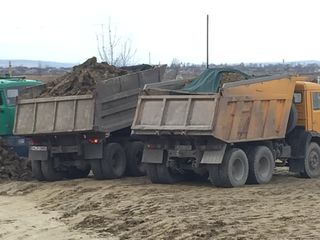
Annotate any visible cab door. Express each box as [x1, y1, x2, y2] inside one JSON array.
[[311, 91, 320, 132], [0, 90, 10, 135]]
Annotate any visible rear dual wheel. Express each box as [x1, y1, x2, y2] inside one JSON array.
[[91, 143, 126, 179], [146, 152, 183, 184], [31, 160, 45, 181], [208, 148, 249, 187], [62, 166, 91, 179], [146, 163, 183, 184], [125, 141, 146, 176], [246, 146, 274, 184], [31, 159, 63, 181]]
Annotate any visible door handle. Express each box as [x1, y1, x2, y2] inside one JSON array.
[[0, 109, 4, 113]]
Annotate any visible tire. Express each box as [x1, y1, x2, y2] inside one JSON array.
[[101, 143, 126, 179], [125, 142, 146, 176], [286, 105, 297, 134], [300, 142, 320, 178], [63, 166, 91, 179], [156, 153, 183, 184], [246, 146, 275, 184], [208, 164, 223, 186], [31, 160, 45, 181], [146, 163, 161, 183], [91, 159, 105, 180], [41, 159, 63, 181], [210, 148, 249, 188]]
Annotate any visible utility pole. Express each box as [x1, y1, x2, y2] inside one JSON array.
[[8, 61, 12, 77], [207, 14, 209, 69]]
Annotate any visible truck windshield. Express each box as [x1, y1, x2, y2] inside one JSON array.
[[6, 89, 19, 106]]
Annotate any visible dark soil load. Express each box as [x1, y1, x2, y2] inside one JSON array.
[[40, 57, 152, 97], [0, 139, 32, 181]]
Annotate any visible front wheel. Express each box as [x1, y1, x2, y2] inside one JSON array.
[[300, 142, 320, 178]]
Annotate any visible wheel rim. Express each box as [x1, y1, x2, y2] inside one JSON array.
[[232, 158, 245, 181], [258, 156, 270, 178], [309, 150, 320, 171]]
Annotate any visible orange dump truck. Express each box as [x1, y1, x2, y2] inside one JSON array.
[[131, 74, 320, 187]]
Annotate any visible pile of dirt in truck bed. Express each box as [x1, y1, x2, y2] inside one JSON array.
[[40, 57, 152, 97], [220, 71, 249, 85], [0, 139, 32, 181]]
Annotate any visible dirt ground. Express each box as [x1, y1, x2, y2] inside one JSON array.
[[1, 168, 320, 240]]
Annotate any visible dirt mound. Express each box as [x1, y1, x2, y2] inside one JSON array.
[[40, 57, 128, 97], [0, 139, 32, 181]]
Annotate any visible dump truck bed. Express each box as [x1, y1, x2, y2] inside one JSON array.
[[132, 75, 299, 143], [14, 65, 166, 136]]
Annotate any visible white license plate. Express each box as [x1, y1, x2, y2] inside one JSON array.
[[30, 146, 48, 151]]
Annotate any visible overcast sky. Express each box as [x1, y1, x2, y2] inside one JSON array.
[[1, 0, 319, 65]]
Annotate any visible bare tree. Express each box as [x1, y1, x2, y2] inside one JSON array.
[[118, 39, 136, 67], [97, 21, 136, 67], [170, 58, 181, 79]]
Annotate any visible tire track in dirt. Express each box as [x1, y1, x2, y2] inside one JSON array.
[[1, 169, 320, 239]]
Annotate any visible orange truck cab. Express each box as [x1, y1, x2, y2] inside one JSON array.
[[295, 81, 320, 132], [286, 81, 320, 176]]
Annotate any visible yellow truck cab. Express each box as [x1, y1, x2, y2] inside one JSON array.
[[295, 81, 320, 132]]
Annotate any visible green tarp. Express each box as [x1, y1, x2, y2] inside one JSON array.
[[182, 68, 250, 93]]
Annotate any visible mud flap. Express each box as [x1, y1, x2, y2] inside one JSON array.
[[29, 147, 48, 161], [142, 149, 164, 164], [289, 158, 304, 173], [200, 144, 227, 164], [84, 142, 103, 159]]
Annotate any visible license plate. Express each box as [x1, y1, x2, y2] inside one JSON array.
[[30, 146, 48, 151]]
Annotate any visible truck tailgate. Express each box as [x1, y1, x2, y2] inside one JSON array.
[[14, 95, 95, 135], [132, 75, 297, 143], [131, 95, 217, 135]]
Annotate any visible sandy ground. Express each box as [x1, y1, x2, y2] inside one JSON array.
[[1, 168, 320, 240]]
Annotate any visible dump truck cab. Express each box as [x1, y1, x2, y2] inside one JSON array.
[[0, 76, 42, 156], [294, 81, 320, 132]]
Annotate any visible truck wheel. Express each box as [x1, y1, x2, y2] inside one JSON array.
[[300, 142, 320, 178], [208, 165, 223, 186], [246, 146, 274, 184], [125, 142, 146, 176], [156, 163, 183, 184], [91, 159, 105, 180], [101, 143, 126, 179], [156, 154, 183, 184], [31, 160, 45, 181], [146, 163, 161, 183], [210, 148, 248, 187], [63, 166, 91, 179], [41, 159, 63, 181]]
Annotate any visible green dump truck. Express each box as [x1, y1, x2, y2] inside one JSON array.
[[0, 75, 42, 156]]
